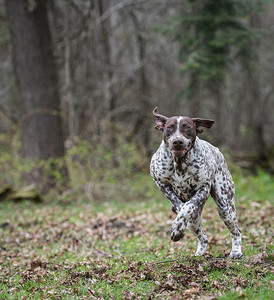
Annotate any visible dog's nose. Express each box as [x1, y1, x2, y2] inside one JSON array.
[[173, 140, 184, 147]]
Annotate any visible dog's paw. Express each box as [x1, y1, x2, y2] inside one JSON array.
[[171, 220, 186, 242], [195, 241, 208, 256], [171, 230, 185, 242], [228, 251, 243, 259]]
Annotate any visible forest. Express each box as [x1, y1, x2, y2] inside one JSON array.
[[0, 0, 273, 299]]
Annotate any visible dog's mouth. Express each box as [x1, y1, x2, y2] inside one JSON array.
[[171, 149, 188, 158]]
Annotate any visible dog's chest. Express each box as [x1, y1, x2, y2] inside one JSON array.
[[167, 163, 206, 199], [150, 139, 217, 200], [153, 155, 207, 199]]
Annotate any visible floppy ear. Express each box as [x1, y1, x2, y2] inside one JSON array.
[[153, 107, 169, 131], [192, 118, 215, 134]]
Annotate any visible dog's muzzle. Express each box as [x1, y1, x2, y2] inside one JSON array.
[[171, 139, 188, 158]]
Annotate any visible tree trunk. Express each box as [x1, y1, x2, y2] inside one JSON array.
[[246, 13, 267, 160], [97, 0, 120, 165], [131, 10, 152, 156], [211, 83, 224, 145], [188, 72, 201, 117], [6, 0, 68, 192], [98, 0, 116, 112], [64, 1, 75, 142]]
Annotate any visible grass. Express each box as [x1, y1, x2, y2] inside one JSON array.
[[0, 169, 273, 299]]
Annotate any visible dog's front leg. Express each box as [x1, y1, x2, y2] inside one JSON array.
[[171, 185, 210, 242], [155, 181, 184, 214]]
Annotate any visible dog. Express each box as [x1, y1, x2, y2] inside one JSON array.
[[150, 107, 242, 259]]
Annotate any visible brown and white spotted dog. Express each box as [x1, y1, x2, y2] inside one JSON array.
[[150, 107, 242, 259]]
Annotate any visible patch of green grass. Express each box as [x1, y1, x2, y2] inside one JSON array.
[[0, 169, 273, 299], [233, 168, 274, 203], [219, 286, 274, 300]]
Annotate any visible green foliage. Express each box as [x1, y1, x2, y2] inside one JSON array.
[[176, 0, 260, 81], [64, 132, 153, 203], [0, 129, 154, 200], [156, 0, 265, 102]]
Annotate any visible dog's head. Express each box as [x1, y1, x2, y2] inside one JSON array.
[[153, 107, 214, 158]]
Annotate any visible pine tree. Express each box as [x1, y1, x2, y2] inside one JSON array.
[[161, 0, 260, 119]]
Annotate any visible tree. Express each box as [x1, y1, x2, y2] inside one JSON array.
[[244, 10, 271, 168], [130, 9, 152, 156], [164, 0, 257, 136], [5, 0, 68, 192]]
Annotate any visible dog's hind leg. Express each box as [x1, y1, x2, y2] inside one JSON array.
[[211, 179, 242, 259], [219, 203, 242, 259], [188, 205, 208, 256]]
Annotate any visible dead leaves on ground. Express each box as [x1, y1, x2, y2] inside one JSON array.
[[2, 255, 272, 299], [0, 201, 273, 298]]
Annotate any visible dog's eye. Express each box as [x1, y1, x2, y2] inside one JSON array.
[[182, 124, 191, 130]]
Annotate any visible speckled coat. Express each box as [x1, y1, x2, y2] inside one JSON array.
[[150, 108, 242, 259]]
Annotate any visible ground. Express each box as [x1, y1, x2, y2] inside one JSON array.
[[0, 172, 273, 299]]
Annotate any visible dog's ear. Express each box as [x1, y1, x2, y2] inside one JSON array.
[[192, 118, 214, 134], [153, 107, 169, 131]]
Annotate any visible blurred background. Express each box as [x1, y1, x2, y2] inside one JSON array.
[[0, 0, 274, 197]]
